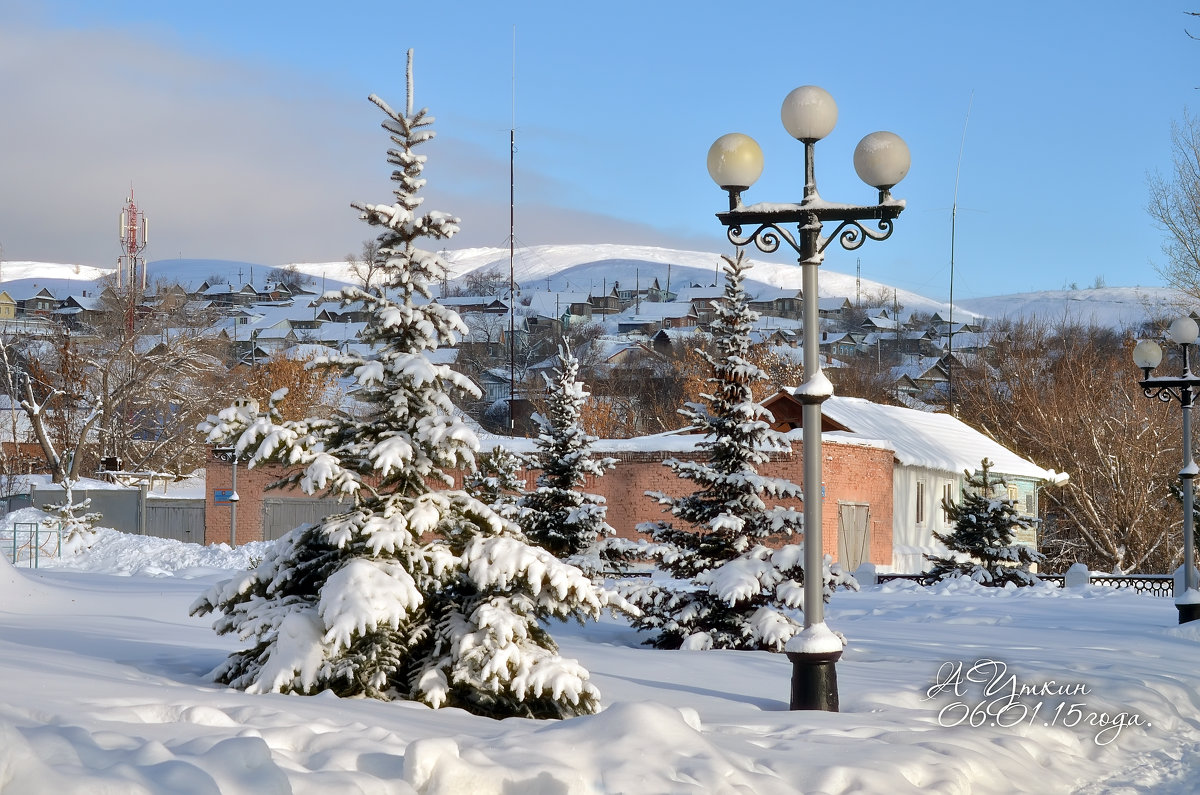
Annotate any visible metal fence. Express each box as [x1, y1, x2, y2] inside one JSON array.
[[3, 522, 62, 567], [262, 497, 349, 542], [7, 488, 206, 545], [30, 486, 140, 535], [877, 572, 1175, 597]]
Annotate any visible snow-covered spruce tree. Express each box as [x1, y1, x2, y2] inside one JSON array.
[[191, 58, 612, 719], [519, 345, 616, 570], [464, 445, 526, 523], [616, 251, 855, 651], [926, 458, 1043, 586]]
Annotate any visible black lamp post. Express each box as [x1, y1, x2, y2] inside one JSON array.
[[707, 85, 910, 710], [1133, 317, 1200, 623]]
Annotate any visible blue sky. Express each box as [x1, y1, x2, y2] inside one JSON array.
[[0, 1, 1196, 300]]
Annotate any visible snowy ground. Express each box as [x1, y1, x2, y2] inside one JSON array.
[[0, 527, 1196, 794]]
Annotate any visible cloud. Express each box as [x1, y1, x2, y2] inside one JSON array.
[[0, 17, 714, 269]]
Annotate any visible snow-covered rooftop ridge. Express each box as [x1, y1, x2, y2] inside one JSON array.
[[819, 395, 1058, 480], [477, 426, 886, 456]]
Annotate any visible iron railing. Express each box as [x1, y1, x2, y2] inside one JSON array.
[[877, 572, 1174, 597], [2, 522, 62, 568]]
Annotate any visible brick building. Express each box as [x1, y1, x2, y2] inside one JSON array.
[[204, 434, 896, 570]]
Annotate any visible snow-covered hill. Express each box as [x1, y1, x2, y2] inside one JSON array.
[[2, 245, 1191, 330]]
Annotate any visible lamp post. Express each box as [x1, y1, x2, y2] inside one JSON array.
[[707, 85, 910, 710], [213, 447, 240, 547], [1133, 316, 1200, 623]]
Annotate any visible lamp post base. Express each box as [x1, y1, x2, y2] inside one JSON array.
[[1177, 602, 1200, 624], [786, 649, 843, 711]]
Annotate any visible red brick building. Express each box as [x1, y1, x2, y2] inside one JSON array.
[[204, 435, 895, 569]]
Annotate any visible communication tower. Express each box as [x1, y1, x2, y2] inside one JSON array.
[[117, 188, 149, 291]]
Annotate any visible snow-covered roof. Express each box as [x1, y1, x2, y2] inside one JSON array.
[[818, 395, 1061, 481], [613, 303, 696, 321], [526, 293, 590, 316]]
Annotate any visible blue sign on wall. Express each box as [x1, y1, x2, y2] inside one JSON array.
[[214, 489, 234, 504]]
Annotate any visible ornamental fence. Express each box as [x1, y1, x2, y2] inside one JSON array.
[[2, 522, 62, 568], [876, 572, 1174, 597]]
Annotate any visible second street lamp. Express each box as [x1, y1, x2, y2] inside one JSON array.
[[1133, 316, 1200, 623], [708, 85, 909, 711]]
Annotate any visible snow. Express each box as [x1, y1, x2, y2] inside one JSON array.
[[784, 621, 846, 655], [821, 395, 1059, 480], [0, 520, 1193, 793]]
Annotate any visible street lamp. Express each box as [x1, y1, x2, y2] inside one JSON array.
[[708, 85, 909, 711], [1133, 316, 1200, 623], [213, 447, 240, 546]]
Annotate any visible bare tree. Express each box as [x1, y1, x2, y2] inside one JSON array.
[[345, 239, 383, 294], [955, 318, 1180, 572], [9, 290, 239, 477], [1148, 111, 1200, 301]]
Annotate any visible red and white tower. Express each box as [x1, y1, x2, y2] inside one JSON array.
[[117, 188, 149, 291]]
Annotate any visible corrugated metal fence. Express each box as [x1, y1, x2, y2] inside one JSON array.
[[4, 487, 205, 545]]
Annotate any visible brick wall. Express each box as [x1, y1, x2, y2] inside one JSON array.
[[204, 439, 894, 566], [205, 449, 311, 546]]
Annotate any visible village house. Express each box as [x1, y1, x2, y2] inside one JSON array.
[[761, 392, 1068, 572]]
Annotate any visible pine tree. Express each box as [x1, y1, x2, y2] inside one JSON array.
[[616, 251, 855, 651], [191, 54, 612, 719], [926, 458, 1043, 586], [519, 345, 616, 570], [464, 445, 526, 523]]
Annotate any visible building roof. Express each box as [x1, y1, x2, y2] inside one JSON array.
[[816, 395, 1063, 481]]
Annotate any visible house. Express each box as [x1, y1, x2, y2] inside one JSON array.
[[761, 392, 1067, 573], [436, 295, 510, 314], [526, 293, 592, 325], [643, 277, 677, 303], [589, 287, 622, 316], [16, 287, 58, 317], [677, 286, 726, 327], [818, 297, 852, 325], [889, 357, 949, 401], [818, 331, 857, 358], [748, 286, 802, 319], [613, 302, 699, 335], [0, 291, 17, 321]]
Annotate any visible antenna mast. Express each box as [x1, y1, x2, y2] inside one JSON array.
[[947, 92, 973, 415], [509, 27, 517, 437]]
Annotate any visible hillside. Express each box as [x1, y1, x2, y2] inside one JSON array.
[[1, 244, 1191, 329]]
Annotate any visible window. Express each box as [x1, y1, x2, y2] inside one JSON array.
[[916, 480, 926, 525], [1025, 494, 1035, 514], [942, 483, 954, 523]]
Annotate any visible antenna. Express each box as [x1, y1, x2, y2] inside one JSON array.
[[947, 91, 973, 416], [508, 26, 517, 437], [117, 187, 149, 334]]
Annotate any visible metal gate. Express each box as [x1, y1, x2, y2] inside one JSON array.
[[837, 501, 871, 571], [146, 499, 206, 544], [262, 497, 349, 542]]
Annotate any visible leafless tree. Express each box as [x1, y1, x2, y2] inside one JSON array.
[[955, 318, 1181, 573], [1148, 111, 1200, 301], [346, 239, 383, 294]]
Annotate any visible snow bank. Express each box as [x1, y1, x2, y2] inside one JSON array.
[[0, 528, 1194, 793], [37, 527, 271, 577]]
